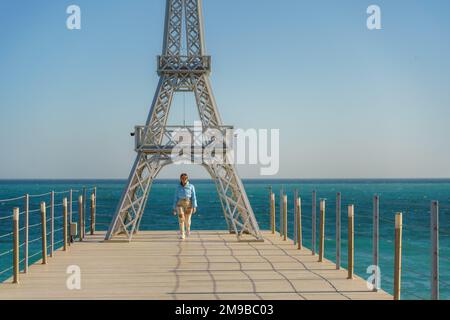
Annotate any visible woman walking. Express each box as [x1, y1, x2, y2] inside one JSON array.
[[173, 173, 198, 239]]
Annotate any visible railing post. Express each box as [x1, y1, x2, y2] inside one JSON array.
[[270, 192, 275, 234], [90, 193, 96, 235], [431, 201, 439, 300], [293, 190, 297, 246], [336, 192, 341, 270], [69, 189, 73, 223], [78, 195, 83, 241], [69, 189, 73, 246], [283, 194, 287, 241], [94, 187, 97, 232], [24, 194, 29, 273], [83, 187, 87, 239], [319, 199, 326, 262], [63, 198, 68, 251], [373, 195, 380, 291], [347, 205, 354, 280], [312, 190, 316, 255], [40, 202, 48, 265], [13, 207, 20, 284], [50, 191, 54, 258], [279, 188, 283, 237], [297, 196, 302, 250], [268, 187, 272, 233], [394, 212, 403, 300]]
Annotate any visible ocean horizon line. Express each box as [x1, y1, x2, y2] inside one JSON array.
[[1, 178, 450, 183]]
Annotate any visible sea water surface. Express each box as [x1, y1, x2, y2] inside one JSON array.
[[0, 179, 449, 300]]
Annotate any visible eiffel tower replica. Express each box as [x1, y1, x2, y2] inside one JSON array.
[[105, 0, 263, 242]]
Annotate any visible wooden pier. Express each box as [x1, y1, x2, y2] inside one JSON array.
[[1, 230, 391, 300]]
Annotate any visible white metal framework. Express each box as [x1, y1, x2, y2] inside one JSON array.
[[105, 0, 263, 242]]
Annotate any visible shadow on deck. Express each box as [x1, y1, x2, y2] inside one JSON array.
[[0, 231, 392, 300]]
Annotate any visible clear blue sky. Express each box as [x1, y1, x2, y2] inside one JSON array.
[[1, 0, 449, 179]]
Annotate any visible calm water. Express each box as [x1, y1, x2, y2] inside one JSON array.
[[0, 179, 449, 300]]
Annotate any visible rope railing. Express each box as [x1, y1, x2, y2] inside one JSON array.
[[266, 186, 449, 301], [28, 192, 52, 199], [0, 189, 87, 203], [0, 195, 26, 203], [0, 185, 97, 283], [0, 215, 14, 221], [0, 249, 13, 258], [28, 222, 41, 229], [0, 232, 13, 240], [27, 237, 42, 245], [28, 251, 41, 260], [28, 208, 41, 214], [53, 190, 70, 195], [0, 266, 13, 276]]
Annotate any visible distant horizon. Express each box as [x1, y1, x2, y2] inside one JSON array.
[[1, 177, 450, 182]]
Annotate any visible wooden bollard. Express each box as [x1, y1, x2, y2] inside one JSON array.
[[78, 195, 83, 241], [279, 189, 283, 238], [347, 205, 354, 279], [24, 194, 29, 273], [283, 195, 287, 241], [90, 193, 96, 235], [13, 208, 20, 284], [336, 192, 341, 270], [431, 201, 439, 300], [297, 197, 302, 250], [40, 202, 48, 265], [394, 212, 403, 300], [373, 195, 380, 291], [69, 190, 73, 246], [270, 193, 275, 234], [50, 191, 54, 258], [83, 187, 87, 237], [63, 198, 68, 251], [312, 190, 316, 255], [293, 190, 298, 246], [318, 199, 326, 262]]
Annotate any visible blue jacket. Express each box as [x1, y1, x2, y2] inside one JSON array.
[[173, 182, 198, 209]]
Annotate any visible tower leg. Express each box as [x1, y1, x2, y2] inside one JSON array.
[[134, 163, 166, 234], [105, 154, 164, 241], [204, 162, 263, 241], [204, 165, 233, 233]]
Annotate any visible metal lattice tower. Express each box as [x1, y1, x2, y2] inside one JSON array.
[[105, 0, 263, 242]]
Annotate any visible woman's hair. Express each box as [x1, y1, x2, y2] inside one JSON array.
[[180, 173, 188, 185]]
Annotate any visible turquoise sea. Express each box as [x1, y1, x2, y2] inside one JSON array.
[[0, 179, 449, 300]]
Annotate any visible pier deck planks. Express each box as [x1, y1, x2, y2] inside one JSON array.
[[1, 231, 391, 300]]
